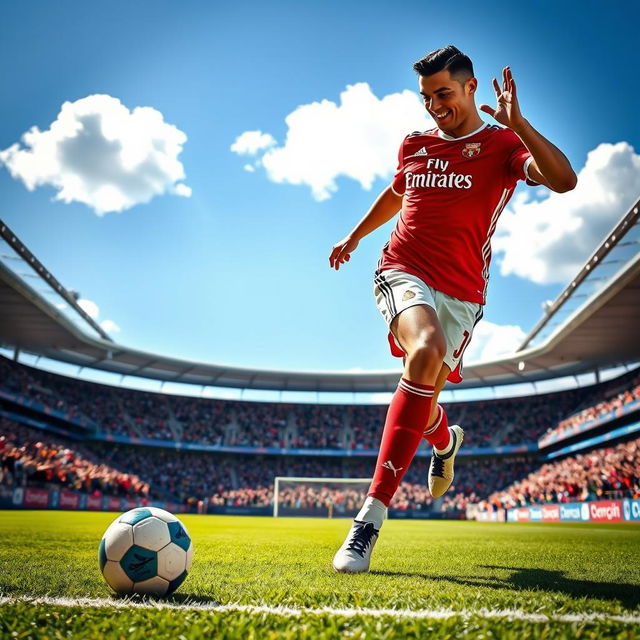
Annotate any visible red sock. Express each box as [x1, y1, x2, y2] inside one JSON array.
[[423, 404, 451, 451], [367, 378, 434, 506]]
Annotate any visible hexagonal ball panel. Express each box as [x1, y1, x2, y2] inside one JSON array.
[[103, 521, 134, 562], [102, 560, 133, 594], [120, 508, 153, 525], [148, 507, 178, 523], [168, 520, 191, 551], [134, 576, 169, 597], [120, 545, 158, 584], [133, 516, 171, 551], [157, 542, 187, 582]]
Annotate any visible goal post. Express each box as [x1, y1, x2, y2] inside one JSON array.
[[273, 476, 373, 518]]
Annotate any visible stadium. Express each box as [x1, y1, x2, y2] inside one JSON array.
[[2, 196, 639, 517], [1, 192, 640, 635], [2, 3, 640, 638]]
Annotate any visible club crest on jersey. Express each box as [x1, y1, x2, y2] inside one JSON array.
[[462, 142, 481, 158]]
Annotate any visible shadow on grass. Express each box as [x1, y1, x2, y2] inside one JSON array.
[[372, 566, 640, 609]]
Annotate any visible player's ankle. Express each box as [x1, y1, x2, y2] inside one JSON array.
[[433, 430, 453, 456], [356, 496, 387, 529]]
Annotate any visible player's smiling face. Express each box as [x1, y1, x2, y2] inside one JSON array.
[[419, 70, 477, 136]]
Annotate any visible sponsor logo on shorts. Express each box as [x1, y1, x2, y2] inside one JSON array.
[[402, 290, 416, 301]]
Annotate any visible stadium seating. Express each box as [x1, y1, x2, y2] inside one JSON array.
[[482, 437, 640, 509], [1, 355, 639, 514], [3, 356, 638, 450]]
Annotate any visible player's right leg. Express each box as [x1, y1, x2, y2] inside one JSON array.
[[423, 363, 464, 498], [333, 302, 447, 573]]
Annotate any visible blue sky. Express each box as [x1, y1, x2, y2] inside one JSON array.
[[1, 0, 639, 375]]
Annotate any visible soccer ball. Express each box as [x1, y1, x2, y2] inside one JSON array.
[[98, 507, 193, 597]]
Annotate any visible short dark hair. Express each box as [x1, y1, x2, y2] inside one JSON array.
[[413, 45, 474, 84]]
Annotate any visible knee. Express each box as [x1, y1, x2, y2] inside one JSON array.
[[405, 333, 446, 367]]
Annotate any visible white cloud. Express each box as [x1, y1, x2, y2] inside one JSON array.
[[231, 130, 276, 155], [0, 94, 191, 215], [100, 319, 121, 333], [493, 142, 640, 285], [77, 298, 99, 319], [233, 83, 431, 201], [243, 164, 255, 173], [465, 320, 527, 363], [174, 183, 192, 197], [77, 298, 120, 335]]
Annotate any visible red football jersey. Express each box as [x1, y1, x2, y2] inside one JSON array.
[[379, 122, 536, 305]]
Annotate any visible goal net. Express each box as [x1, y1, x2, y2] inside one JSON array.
[[273, 476, 373, 518]]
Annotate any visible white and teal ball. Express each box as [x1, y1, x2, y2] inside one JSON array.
[[98, 507, 193, 597]]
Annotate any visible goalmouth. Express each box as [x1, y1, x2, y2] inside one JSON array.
[[273, 476, 373, 518]]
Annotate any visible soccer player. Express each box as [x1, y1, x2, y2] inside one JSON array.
[[329, 45, 576, 573]]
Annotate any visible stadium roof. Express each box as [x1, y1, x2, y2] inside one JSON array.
[[1, 197, 639, 392]]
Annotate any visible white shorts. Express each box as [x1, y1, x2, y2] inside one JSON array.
[[373, 269, 483, 381]]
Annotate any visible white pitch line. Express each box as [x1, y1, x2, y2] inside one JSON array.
[[0, 596, 639, 625]]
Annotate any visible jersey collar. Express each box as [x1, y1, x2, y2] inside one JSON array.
[[437, 121, 488, 141]]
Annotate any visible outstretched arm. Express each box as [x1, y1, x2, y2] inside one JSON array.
[[329, 185, 402, 271], [480, 66, 577, 193]]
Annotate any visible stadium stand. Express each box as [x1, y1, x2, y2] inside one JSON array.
[[3, 357, 638, 513], [2, 199, 639, 522], [2, 356, 640, 516], [539, 373, 640, 447], [1, 416, 536, 512], [3, 356, 639, 451], [483, 437, 640, 509], [0, 418, 150, 499]]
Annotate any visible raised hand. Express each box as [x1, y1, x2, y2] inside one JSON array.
[[329, 235, 359, 271], [479, 66, 526, 131]]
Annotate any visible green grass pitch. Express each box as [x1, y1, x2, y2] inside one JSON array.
[[1, 511, 639, 639]]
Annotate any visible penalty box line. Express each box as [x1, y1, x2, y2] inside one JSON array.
[[1, 596, 639, 625]]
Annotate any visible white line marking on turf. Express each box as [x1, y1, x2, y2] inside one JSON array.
[[0, 596, 639, 625]]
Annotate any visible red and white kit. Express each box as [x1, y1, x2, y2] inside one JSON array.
[[375, 122, 536, 380], [380, 122, 536, 306]]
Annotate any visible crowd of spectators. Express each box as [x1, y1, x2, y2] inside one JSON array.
[[1, 417, 535, 511], [483, 437, 640, 509], [230, 402, 287, 448], [215, 458, 532, 513], [4, 416, 638, 514], [0, 418, 150, 498], [346, 391, 588, 450], [0, 357, 97, 427], [291, 405, 343, 448], [539, 374, 640, 446], [3, 356, 639, 452]]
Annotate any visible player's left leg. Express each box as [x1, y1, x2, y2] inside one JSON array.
[[421, 291, 482, 498]]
